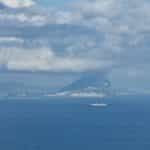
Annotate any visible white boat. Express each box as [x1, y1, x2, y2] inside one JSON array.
[[89, 103, 108, 107], [89, 97, 108, 107]]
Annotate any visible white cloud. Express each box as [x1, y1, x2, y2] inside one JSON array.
[[0, 47, 113, 72], [0, 37, 24, 43], [72, 0, 120, 17], [0, 0, 35, 8], [0, 13, 47, 26], [0, 0, 150, 75]]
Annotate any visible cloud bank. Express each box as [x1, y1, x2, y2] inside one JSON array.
[[0, 47, 111, 72], [0, 0, 150, 76]]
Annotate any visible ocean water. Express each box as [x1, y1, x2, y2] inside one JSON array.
[[0, 95, 150, 150]]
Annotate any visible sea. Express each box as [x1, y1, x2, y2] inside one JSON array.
[[0, 95, 150, 150]]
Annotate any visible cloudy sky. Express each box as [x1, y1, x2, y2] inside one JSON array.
[[0, 0, 150, 92]]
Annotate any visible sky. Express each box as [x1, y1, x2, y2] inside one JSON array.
[[37, 0, 73, 7], [0, 0, 150, 92]]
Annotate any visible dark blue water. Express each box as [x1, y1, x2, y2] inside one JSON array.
[[0, 95, 150, 150]]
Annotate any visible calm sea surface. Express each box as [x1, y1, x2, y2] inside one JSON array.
[[0, 95, 150, 150]]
